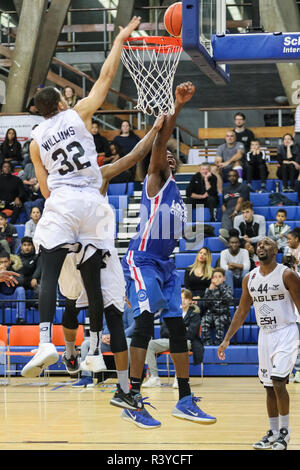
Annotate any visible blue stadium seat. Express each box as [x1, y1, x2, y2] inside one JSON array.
[[108, 195, 128, 210], [254, 207, 269, 218], [107, 182, 134, 196], [204, 237, 225, 252], [177, 270, 185, 285], [179, 238, 205, 252], [15, 225, 25, 238], [250, 193, 270, 206]]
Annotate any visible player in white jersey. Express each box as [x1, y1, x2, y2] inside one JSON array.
[[21, 17, 144, 411], [218, 237, 300, 450]]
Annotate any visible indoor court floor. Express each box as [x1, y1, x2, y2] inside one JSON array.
[[0, 376, 300, 451]]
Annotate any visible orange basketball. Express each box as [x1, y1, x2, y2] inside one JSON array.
[[164, 2, 182, 38]]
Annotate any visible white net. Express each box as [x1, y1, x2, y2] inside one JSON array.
[[121, 37, 182, 117]]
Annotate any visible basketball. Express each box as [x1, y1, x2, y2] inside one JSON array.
[[164, 2, 182, 38]]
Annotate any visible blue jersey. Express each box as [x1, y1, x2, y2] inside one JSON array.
[[127, 173, 187, 259]]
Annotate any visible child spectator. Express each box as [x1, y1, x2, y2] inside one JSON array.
[[220, 235, 250, 291], [25, 206, 42, 238], [184, 247, 213, 301], [267, 209, 291, 253], [201, 268, 233, 346], [18, 237, 41, 297], [233, 201, 266, 249], [0, 128, 23, 168], [0, 212, 20, 254], [0, 250, 26, 324], [276, 133, 300, 192], [285, 229, 300, 272], [0, 161, 26, 224], [245, 140, 269, 192]]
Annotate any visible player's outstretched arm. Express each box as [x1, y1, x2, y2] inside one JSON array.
[[217, 274, 252, 360], [148, 82, 195, 176], [29, 140, 50, 199], [100, 115, 165, 184], [74, 16, 141, 124]]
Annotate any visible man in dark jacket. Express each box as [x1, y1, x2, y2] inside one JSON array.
[[18, 237, 41, 295], [142, 289, 203, 388], [0, 212, 20, 254], [0, 161, 27, 223], [0, 250, 26, 323]]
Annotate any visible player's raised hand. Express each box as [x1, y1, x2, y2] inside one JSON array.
[[0, 270, 20, 287], [117, 16, 141, 41], [175, 82, 195, 105], [217, 339, 230, 360], [153, 114, 165, 131]]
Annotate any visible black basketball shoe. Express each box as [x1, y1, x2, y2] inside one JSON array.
[[110, 385, 143, 410], [62, 351, 81, 375]]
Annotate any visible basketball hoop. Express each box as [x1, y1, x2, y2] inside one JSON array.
[[121, 36, 182, 117]]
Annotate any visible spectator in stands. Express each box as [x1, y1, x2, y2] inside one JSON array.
[[90, 121, 116, 167], [234, 112, 255, 153], [0, 250, 26, 324], [0, 212, 20, 254], [186, 162, 220, 222], [267, 208, 291, 253], [220, 235, 250, 292], [200, 268, 233, 346], [184, 247, 213, 301], [112, 120, 140, 181], [276, 133, 300, 192], [22, 125, 39, 166], [219, 169, 249, 239], [62, 85, 78, 108], [18, 236, 41, 299], [20, 161, 45, 218], [215, 130, 244, 184], [245, 140, 269, 192], [284, 229, 300, 272], [24, 206, 42, 238], [244, 240, 260, 270], [142, 289, 203, 389], [0, 128, 23, 168], [233, 201, 266, 249], [0, 161, 27, 224], [26, 85, 44, 114], [294, 91, 300, 147]]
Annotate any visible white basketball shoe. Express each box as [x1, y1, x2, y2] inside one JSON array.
[[21, 343, 59, 378]]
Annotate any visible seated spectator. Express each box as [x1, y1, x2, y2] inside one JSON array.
[[244, 240, 260, 270], [20, 161, 45, 218], [62, 85, 78, 108], [90, 121, 116, 167], [220, 235, 250, 292], [215, 130, 244, 184], [25, 206, 42, 238], [284, 228, 300, 272], [219, 169, 249, 237], [0, 212, 20, 254], [200, 268, 233, 346], [0, 128, 23, 168], [282, 254, 297, 271], [267, 208, 291, 253], [112, 121, 140, 181], [21, 125, 39, 166], [18, 237, 41, 301], [276, 133, 300, 192], [0, 161, 27, 224], [184, 247, 213, 301], [142, 289, 203, 388], [26, 85, 44, 114], [0, 250, 26, 324], [245, 140, 269, 192], [234, 112, 255, 154], [233, 201, 266, 249], [186, 162, 220, 222]]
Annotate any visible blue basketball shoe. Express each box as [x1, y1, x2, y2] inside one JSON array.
[[121, 396, 161, 429], [172, 394, 216, 424]]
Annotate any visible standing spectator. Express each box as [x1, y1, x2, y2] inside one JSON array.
[[62, 86, 78, 108], [234, 112, 255, 153], [90, 121, 115, 166], [201, 268, 233, 345], [0, 161, 26, 224], [215, 130, 244, 184], [219, 169, 249, 238], [284, 229, 300, 272], [18, 237, 41, 298], [233, 201, 266, 249], [276, 134, 300, 192], [0, 128, 23, 168], [245, 140, 269, 192], [24, 206, 42, 238], [0, 250, 26, 324], [184, 247, 213, 301], [186, 162, 220, 222], [112, 120, 140, 181], [267, 209, 291, 253], [0, 212, 20, 254], [142, 289, 203, 388], [20, 161, 45, 218], [220, 235, 250, 292]]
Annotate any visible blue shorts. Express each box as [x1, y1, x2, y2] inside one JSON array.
[[121, 250, 182, 320]]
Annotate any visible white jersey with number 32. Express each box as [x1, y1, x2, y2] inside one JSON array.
[[32, 109, 102, 191], [247, 264, 299, 333]]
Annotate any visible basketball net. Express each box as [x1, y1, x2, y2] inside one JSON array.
[[121, 36, 182, 117]]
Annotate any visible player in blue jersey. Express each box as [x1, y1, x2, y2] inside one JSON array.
[[121, 82, 217, 428]]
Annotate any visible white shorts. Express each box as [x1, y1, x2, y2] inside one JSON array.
[[258, 323, 299, 387], [58, 247, 125, 312], [33, 186, 115, 252]]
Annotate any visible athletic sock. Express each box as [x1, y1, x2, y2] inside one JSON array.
[[279, 414, 290, 433], [130, 377, 142, 395], [117, 369, 129, 394], [177, 377, 191, 400], [88, 331, 102, 355], [269, 416, 279, 434], [65, 340, 76, 359], [40, 322, 52, 344]]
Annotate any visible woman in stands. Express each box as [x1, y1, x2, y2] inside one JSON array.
[[62, 86, 78, 108], [0, 128, 23, 168], [276, 133, 300, 192], [184, 247, 213, 302], [112, 121, 140, 181], [25, 206, 42, 238]]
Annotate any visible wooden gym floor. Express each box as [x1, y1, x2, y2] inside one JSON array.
[[0, 376, 300, 452]]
